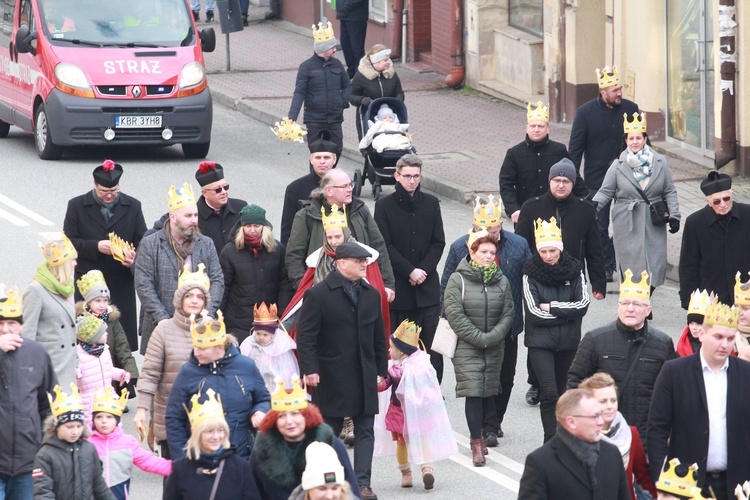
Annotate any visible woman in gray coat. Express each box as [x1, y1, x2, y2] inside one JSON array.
[[22, 233, 79, 388], [592, 112, 680, 289], [444, 230, 514, 467]]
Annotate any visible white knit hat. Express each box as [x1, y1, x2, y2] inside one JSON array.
[[301, 442, 345, 490]]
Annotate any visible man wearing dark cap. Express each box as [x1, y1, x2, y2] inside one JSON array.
[[0, 286, 57, 499], [296, 241, 387, 500], [679, 171, 750, 308], [194, 161, 248, 255], [63, 160, 147, 351], [280, 130, 338, 246]]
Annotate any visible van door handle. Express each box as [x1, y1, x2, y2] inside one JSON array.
[[9, 41, 15, 62]]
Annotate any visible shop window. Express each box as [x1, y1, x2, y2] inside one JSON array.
[[509, 0, 542, 37]]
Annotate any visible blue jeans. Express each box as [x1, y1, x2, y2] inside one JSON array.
[[0, 472, 33, 500], [190, 0, 216, 11]]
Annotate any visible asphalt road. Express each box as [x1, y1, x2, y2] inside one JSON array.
[[0, 100, 689, 499]]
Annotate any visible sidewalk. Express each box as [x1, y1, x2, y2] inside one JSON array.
[[202, 7, 750, 281]]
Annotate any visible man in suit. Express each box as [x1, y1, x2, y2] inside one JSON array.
[[296, 242, 387, 500], [63, 160, 147, 351], [518, 388, 631, 499], [194, 162, 247, 256], [648, 301, 750, 500]]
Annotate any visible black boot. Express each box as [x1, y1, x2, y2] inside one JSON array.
[[192, 10, 199, 21], [265, 0, 280, 20], [205, 10, 214, 22], [242, 14, 248, 26]]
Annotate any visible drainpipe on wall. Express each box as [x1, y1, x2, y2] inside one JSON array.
[[392, 0, 404, 60], [715, 0, 737, 169], [444, 0, 465, 87]]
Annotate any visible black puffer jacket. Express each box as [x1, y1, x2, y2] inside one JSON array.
[[567, 320, 675, 444], [288, 54, 351, 124], [350, 56, 404, 115], [522, 253, 589, 351]]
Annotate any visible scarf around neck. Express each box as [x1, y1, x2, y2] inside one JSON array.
[[556, 423, 600, 488], [314, 228, 353, 285], [244, 234, 263, 258], [92, 189, 119, 223], [34, 262, 74, 298], [626, 144, 653, 182], [79, 340, 106, 357], [163, 219, 196, 269], [395, 182, 421, 213], [469, 260, 498, 284], [599, 411, 632, 468], [523, 252, 581, 287]]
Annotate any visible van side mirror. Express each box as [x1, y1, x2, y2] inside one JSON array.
[[199, 28, 216, 53], [15, 26, 37, 56]]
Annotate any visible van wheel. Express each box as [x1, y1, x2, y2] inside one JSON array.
[[35, 104, 64, 160], [0, 120, 10, 138], [182, 141, 210, 159]]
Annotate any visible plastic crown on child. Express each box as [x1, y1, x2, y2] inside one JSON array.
[[188, 388, 225, 429], [393, 319, 421, 350], [253, 302, 279, 325], [688, 289, 712, 316], [271, 374, 308, 412], [92, 386, 129, 417], [49, 383, 84, 419]]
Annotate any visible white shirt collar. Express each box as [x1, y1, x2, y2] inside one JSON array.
[[699, 350, 729, 373]]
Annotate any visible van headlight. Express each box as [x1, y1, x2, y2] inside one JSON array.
[[179, 62, 205, 89], [55, 63, 94, 98]]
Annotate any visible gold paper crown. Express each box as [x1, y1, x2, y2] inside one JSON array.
[[527, 101, 549, 123], [534, 217, 563, 249], [473, 195, 502, 228], [92, 386, 128, 416], [704, 301, 739, 328], [311, 21, 335, 43], [271, 374, 308, 412], [321, 203, 348, 231], [0, 286, 22, 320], [596, 65, 620, 88], [656, 458, 702, 498], [619, 269, 651, 301], [166, 182, 196, 212], [178, 263, 210, 292], [188, 388, 225, 429], [108, 232, 135, 263], [48, 383, 84, 419], [76, 270, 108, 300], [191, 310, 226, 347], [393, 319, 421, 350], [467, 227, 489, 251], [39, 233, 77, 267], [271, 117, 307, 143], [735, 272, 750, 306], [688, 289, 712, 316], [253, 302, 279, 325], [623, 112, 647, 135]]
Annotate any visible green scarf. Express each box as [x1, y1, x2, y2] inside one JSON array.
[[33, 263, 74, 298], [469, 260, 498, 284]]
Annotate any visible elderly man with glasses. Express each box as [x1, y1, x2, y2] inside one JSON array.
[[285, 169, 395, 300], [679, 171, 750, 309], [194, 162, 248, 256], [567, 270, 675, 448]]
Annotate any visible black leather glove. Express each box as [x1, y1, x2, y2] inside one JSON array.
[[668, 218, 680, 234], [361, 97, 372, 106]]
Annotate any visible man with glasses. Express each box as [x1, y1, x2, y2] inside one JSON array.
[[374, 154, 445, 381], [679, 171, 750, 308], [567, 270, 675, 446], [194, 161, 247, 255], [286, 169, 395, 300], [518, 388, 631, 499], [64, 160, 147, 351]]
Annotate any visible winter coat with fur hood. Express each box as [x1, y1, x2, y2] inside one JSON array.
[[76, 343, 129, 426], [76, 302, 139, 380], [350, 56, 404, 115]]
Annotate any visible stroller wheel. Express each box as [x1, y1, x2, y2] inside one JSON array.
[[353, 170, 363, 198], [373, 184, 382, 201]]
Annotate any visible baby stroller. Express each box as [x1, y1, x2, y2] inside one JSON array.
[[353, 97, 416, 201]]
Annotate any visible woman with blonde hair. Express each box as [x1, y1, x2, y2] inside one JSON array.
[[350, 43, 404, 137], [23, 232, 78, 387], [578, 372, 656, 500]]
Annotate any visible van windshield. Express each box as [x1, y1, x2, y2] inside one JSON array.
[[40, 0, 193, 47]]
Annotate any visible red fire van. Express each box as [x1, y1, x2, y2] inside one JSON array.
[[0, 0, 216, 159]]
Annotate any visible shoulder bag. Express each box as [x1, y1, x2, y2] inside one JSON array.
[[432, 275, 464, 358], [633, 183, 670, 225]]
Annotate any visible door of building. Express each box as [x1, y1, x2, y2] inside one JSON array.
[[666, 0, 715, 157]]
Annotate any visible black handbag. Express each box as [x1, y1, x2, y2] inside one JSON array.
[[634, 185, 670, 225]]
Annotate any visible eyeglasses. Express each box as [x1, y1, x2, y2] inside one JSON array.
[[331, 182, 355, 190], [571, 412, 604, 421], [399, 174, 421, 182], [551, 178, 572, 186], [618, 300, 649, 308], [96, 186, 119, 196], [210, 184, 229, 194], [710, 195, 731, 206]]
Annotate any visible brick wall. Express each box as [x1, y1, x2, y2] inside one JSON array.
[[407, 0, 432, 61], [430, 0, 452, 75], [282, 0, 318, 29]]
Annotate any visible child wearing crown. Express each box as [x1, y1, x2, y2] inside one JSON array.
[[33, 384, 115, 499], [76, 270, 139, 404], [86, 387, 171, 500], [376, 319, 458, 490], [240, 302, 299, 393], [76, 312, 131, 426], [677, 289, 712, 357]]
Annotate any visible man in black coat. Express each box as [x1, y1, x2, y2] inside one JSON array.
[[518, 388, 631, 500], [280, 131, 338, 246], [336, 0, 368, 79], [63, 161, 146, 351], [296, 242, 387, 500], [648, 302, 750, 500], [679, 171, 750, 308], [499, 101, 588, 224], [194, 162, 247, 256], [374, 154, 445, 381], [289, 23, 351, 158], [568, 66, 639, 281]]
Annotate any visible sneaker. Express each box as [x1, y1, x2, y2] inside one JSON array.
[[526, 385, 539, 406], [359, 485, 378, 500], [497, 425, 504, 438], [205, 10, 214, 22], [192, 10, 199, 21], [606, 270, 617, 283], [483, 432, 498, 447]]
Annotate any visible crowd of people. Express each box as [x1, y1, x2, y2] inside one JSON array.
[[3, 27, 750, 500]]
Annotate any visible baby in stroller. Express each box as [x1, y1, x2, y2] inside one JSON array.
[[359, 104, 412, 153]]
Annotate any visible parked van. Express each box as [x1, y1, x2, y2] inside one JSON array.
[[0, 0, 216, 159]]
